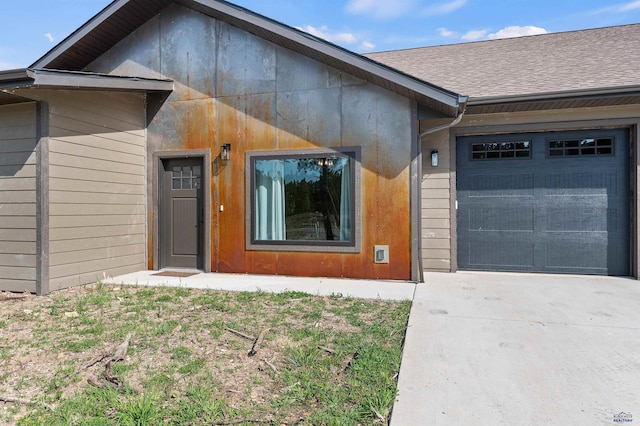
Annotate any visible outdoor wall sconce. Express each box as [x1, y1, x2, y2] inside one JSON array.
[[221, 144, 231, 161], [431, 150, 439, 167]]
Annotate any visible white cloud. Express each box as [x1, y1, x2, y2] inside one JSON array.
[[422, 0, 467, 16], [460, 25, 547, 42], [359, 41, 376, 51], [0, 60, 20, 70], [297, 25, 357, 44], [345, 0, 416, 19], [461, 30, 488, 41], [438, 27, 457, 38], [296, 25, 375, 52], [44, 33, 54, 43], [589, 0, 640, 14], [619, 0, 640, 11], [383, 35, 436, 45], [487, 25, 548, 39]]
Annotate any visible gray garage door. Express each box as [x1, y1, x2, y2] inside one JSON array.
[[457, 129, 630, 276]]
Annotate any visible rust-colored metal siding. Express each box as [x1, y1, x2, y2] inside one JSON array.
[[89, 4, 414, 280], [0, 103, 37, 293]]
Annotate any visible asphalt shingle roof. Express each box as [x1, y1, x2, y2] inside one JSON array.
[[366, 24, 640, 100]]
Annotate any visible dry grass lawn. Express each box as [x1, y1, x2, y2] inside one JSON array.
[[0, 283, 410, 425]]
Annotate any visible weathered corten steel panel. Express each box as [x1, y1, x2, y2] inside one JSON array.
[[160, 5, 217, 100], [217, 23, 276, 97], [87, 4, 414, 280], [216, 91, 279, 273], [276, 87, 342, 150], [342, 84, 413, 280]]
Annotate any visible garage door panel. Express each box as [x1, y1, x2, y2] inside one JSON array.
[[467, 241, 535, 269], [457, 128, 630, 276], [545, 244, 608, 273], [465, 173, 535, 197], [469, 208, 534, 232], [545, 171, 618, 196], [545, 208, 612, 232]]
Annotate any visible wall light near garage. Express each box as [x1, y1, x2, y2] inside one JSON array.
[[431, 150, 439, 167]]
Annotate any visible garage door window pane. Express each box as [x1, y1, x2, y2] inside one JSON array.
[[547, 137, 614, 157], [471, 141, 531, 160]]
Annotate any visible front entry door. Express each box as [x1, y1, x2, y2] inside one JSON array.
[[160, 158, 203, 269]]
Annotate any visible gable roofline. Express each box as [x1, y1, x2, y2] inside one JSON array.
[[29, 0, 465, 117]]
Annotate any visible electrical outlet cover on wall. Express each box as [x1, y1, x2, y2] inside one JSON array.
[[374, 245, 389, 264]]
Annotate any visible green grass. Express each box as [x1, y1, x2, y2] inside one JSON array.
[[4, 284, 410, 425]]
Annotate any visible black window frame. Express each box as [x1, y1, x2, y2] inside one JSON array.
[[546, 137, 615, 158], [470, 140, 532, 160], [245, 147, 362, 253]]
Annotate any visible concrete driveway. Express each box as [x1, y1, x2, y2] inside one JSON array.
[[391, 271, 640, 426]]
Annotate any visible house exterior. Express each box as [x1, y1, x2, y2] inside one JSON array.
[[368, 24, 640, 277], [0, 0, 464, 294], [0, 1, 638, 295]]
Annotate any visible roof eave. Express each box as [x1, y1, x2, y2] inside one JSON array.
[[0, 68, 31, 84], [1, 69, 174, 92], [468, 85, 640, 106]]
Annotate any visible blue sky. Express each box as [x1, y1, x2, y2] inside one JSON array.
[[1, 0, 639, 69]]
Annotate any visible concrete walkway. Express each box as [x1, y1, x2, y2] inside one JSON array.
[[103, 270, 416, 301], [391, 271, 640, 426]]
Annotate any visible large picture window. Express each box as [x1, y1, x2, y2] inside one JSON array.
[[246, 148, 360, 252]]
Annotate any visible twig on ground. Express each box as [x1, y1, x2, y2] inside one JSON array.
[[102, 369, 125, 391], [106, 333, 132, 370], [262, 358, 277, 373], [0, 394, 53, 410], [225, 327, 255, 341], [205, 419, 272, 425], [341, 350, 360, 373], [280, 381, 300, 394], [59, 351, 110, 384], [248, 328, 269, 357], [373, 409, 386, 423], [390, 326, 409, 337], [317, 345, 335, 354], [81, 353, 110, 371], [0, 293, 27, 302], [87, 378, 104, 389], [111, 333, 132, 362]]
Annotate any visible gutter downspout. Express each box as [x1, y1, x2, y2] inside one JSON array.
[[416, 101, 467, 282], [419, 104, 467, 138]]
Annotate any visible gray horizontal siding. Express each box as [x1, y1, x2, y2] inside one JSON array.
[[45, 91, 146, 291], [0, 103, 37, 292], [421, 126, 452, 272]]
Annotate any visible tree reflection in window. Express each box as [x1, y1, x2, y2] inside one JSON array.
[[253, 154, 353, 244]]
